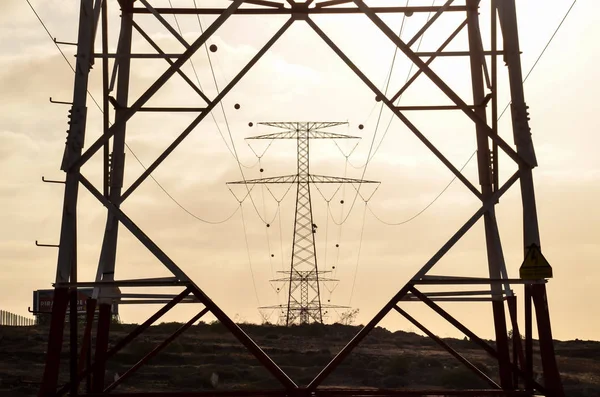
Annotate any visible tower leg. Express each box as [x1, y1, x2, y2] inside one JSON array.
[[38, 287, 69, 396], [38, 0, 94, 395], [497, 1, 564, 395], [92, 304, 112, 392], [466, 0, 512, 388], [532, 284, 564, 397], [507, 295, 525, 387], [91, 1, 133, 386]]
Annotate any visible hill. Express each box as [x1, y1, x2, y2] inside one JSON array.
[[0, 322, 598, 396]]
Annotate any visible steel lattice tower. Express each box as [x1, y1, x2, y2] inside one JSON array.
[[36, 1, 566, 396], [229, 122, 378, 325]]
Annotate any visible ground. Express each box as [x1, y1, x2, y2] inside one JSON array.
[[0, 322, 598, 396]]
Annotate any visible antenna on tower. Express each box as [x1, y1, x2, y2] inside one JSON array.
[[228, 121, 379, 326]]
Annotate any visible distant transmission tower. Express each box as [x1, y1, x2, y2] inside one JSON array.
[[228, 122, 378, 325]]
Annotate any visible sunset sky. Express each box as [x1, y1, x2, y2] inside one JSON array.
[[1, 0, 598, 343]]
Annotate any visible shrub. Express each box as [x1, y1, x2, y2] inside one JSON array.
[[384, 355, 413, 376], [382, 375, 408, 388]]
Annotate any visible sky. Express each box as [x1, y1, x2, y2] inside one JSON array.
[[0, 0, 599, 343]]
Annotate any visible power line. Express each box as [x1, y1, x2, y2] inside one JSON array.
[[347, 0, 436, 170], [330, 3, 412, 226], [239, 203, 261, 306], [348, 201, 368, 305], [168, 0, 258, 169], [365, 0, 577, 226], [367, 151, 476, 226], [498, 0, 577, 120], [189, 1, 276, 225], [25, 0, 240, 225]]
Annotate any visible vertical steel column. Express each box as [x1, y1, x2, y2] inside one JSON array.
[[531, 283, 563, 396], [92, 0, 134, 390], [507, 295, 525, 388], [38, 1, 94, 395], [466, 0, 512, 389], [69, 288, 78, 395], [524, 285, 533, 393], [101, 0, 110, 199], [497, 2, 563, 395]]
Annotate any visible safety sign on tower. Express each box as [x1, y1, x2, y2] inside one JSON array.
[[519, 244, 553, 279]]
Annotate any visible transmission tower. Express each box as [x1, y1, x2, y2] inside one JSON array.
[[228, 122, 378, 325], [35, 1, 566, 396]]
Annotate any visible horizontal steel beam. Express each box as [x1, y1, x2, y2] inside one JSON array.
[[414, 277, 546, 285], [93, 53, 181, 58], [54, 277, 187, 288], [135, 107, 206, 112], [414, 50, 506, 57], [131, 6, 468, 15], [405, 290, 494, 297], [116, 299, 200, 304], [395, 105, 478, 111], [85, 388, 536, 397], [401, 297, 500, 302]]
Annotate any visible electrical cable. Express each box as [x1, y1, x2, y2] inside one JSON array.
[[276, 201, 286, 272], [326, 2, 412, 226], [498, 0, 577, 120], [258, 159, 277, 281], [367, 0, 578, 226], [25, 0, 240, 225], [346, 0, 436, 170], [168, 0, 258, 169], [348, 201, 368, 305], [368, 151, 476, 226], [239, 203, 261, 306], [190, 1, 277, 225]]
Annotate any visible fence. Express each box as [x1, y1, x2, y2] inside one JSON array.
[[0, 309, 35, 326]]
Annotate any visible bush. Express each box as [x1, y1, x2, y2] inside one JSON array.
[[438, 366, 488, 389], [385, 355, 413, 376], [382, 375, 408, 388]]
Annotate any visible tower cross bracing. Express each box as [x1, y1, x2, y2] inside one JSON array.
[[35, 1, 566, 395]]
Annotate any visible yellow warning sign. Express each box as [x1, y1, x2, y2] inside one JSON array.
[[519, 244, 553, 279]]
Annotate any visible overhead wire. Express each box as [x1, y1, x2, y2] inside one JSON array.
[[348, 201, 368, 305], [258, 159, 277, 283], [325, 2, 412, 227], [368, 151, 476, 226], [498, 0, 577, 120], [367, 0, 577, 226], [25, 0, 240, 225], [189, 0, 277, 225], [239, 203, 261, 306], [346, 0, 436, 170], [168, 0, 259, 169]]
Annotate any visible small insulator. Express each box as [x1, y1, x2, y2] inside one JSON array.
[[375, 95, 382, 102], [340, 199, 344, 204], [277, 288, 280, 291], [358, 124, 364, 130], [406, 11, 414, 17], [328, 299, 331, 302], [234, 103, 240, 110], [248, 122, 254, 127], [209, 44, 218, 52], [271, 254, 274, 258], [332, 266, 336, 269], [266, 223, 270, 227], [335, 244, 339, 248], [260, 168, 264, 172]]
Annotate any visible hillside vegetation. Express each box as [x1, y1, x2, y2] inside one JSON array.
[[0, 322, 598, 396]]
